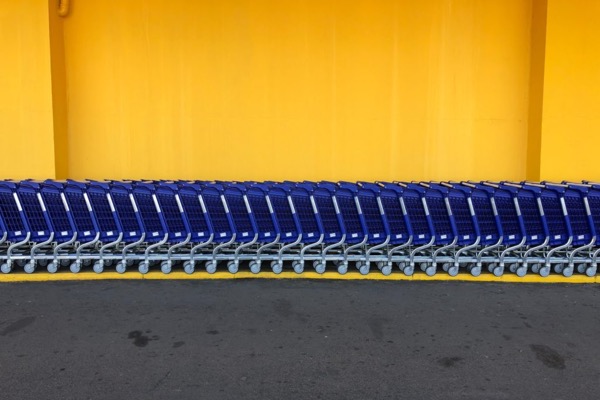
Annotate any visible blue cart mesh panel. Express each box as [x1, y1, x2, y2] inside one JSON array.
[[87, 192, 119, 233], [493, 192, 522, 244], [246, 190, 275, 239], [425, 194, 453, 243], [65, 191, 95, 233], [290, 191, 320, 240], [156, 192, 187, 236], [18, 192, 48, 235], [0, 192, 26, 234], [224, 192, 255, 240], [517, 193, 545, 245], [588, 190, 600, 236], [448, 193, 476, 245], [111, 191, 141, 235], [42, 191, 72, 233], [201, 190, 232, 238], [471, 192, 499, 244], [402, 191, 430, 242], [564, 191, 590, 244], [336, 193, 363, 242], [179, 191, 210, 239], [380, 191, 408, 244], [268, 192, 298, 242], [540, 193, 568, 245], [357, 192, 386, 242], [133, 192, 164, 235], [313, 190, 342, 242]]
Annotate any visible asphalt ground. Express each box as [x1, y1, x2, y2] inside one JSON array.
[[0, 280, 599, 399]]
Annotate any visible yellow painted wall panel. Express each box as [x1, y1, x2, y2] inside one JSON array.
[[63, 0, 533, 180], [0, 0, 56, 178], [540, 0, 600, 181]]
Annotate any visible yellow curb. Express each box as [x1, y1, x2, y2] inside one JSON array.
[[0, 270, 596, 284]]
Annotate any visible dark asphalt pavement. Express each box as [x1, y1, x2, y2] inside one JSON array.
[[0, 280, 599, 400]]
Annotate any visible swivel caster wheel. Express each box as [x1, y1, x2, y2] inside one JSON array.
[[493, 265, 504, 277], [227, 260, 239, 274], [270, 261, 282, 274], [359, 262, 370, 276], [554, 263, 565, 274], [70, 261, 81, 274], [509, 263, 519, 273], [93, 261, 104, 274], [356, 261, 364, 272], [115, 261, 126, 274], [562, 266, 574, 278], [161, 261, 172, 274], [60, 259, 71, 267], [448, 265, 459, 277], [15, 259, 26, 268], [47, 261, 58, 274], [586, 266, 597, 277], [138, 261, 149, 274], [403, 264, 414, 276], [470, 265, 482, 277], [397, 262, 407, 271], [516, 266, 527, 277], [337, 262, 348, 275], [38, 259, 48, 268], [539, 265, 551, 278], [420, 263, 429, 272], [249, 260, 261, 274], [531, 263, 541, 274], [83, 259, 92, 267], [0, 263, 11, 274], [425, 265, 436, 277], [205, 261, 217, 274], [291, 260, 303, 274], [24, 262, 36, 274], [381, 263, 392, 276], [576, 264, 586, 274], [442, 262, 452, 272], [313, 261, 325, 275], [183, 261, 195, 275], [487, 263, 497, 273]]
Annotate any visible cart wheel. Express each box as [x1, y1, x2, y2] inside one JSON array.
[[554, 263, 565, 274], [161, 261, 172, 274], [448, 265, 459, 277], [249, 261, 261, 274], [470, 265, 482, 277], [420, 263, 429, 272], [397, 262, 406, 271], [291, 261, 303, 274], [38, 259, 48, 267], [509, 263, 518, 273], [183, 261, 194, 275], [115, 261, 126, 274], [403, 264, 414, 276], [93, 261, 104, 274], [205, 261, 217, 274], [138, 261, 149, 274], [83, 259, 92, 267], [271, 261, 282, 274], [487, 263, 497, 273], [425, 265, 436, 276], [586, 266, 597, 277], [227, 260, 238, 274], [70, 261, 81, 274], [376, 261, 385, 270], [24, 262, 35, 274], [359, 262, 370, 275], [492, 265, 504, 277], [381, 263, 392, 276], [531, 263, 541, 274], [576, 264, 586, 274], [313, 261, 325, 274], [47, 261, 58, 274], [442, 262, 451, 272], [516, 266, 527, 277], [562, 266, 574, 277], [0, 263, 10, 274], [355, 261, 364, 271], [60, 259, 70, 267], [539, 265, 550, 277], [337, 262, 348, 275], [15, 259, 26, 267]]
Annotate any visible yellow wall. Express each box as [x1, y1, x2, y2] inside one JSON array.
[[539, 0, 600, 181], [61, 0, 533, 181], [0, 0, 57, 179]]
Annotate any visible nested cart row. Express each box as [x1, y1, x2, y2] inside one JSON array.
[[0, 180, 598, 278]]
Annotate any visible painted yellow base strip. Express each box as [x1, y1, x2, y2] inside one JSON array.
[[0, 270, 597, 284]]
